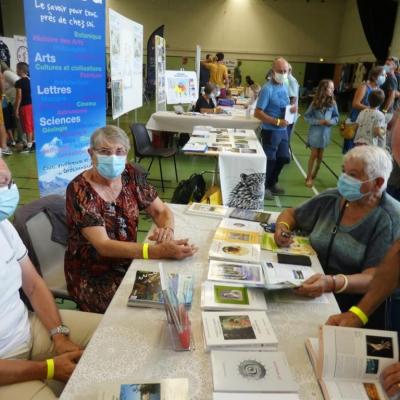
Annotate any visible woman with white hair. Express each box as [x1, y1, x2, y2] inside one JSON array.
[[274, 145, 400, 329], [65, 125, 197, 313]]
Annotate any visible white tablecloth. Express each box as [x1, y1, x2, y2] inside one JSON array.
[[146, 111, 261, 133], [60, 205, 339, 400]]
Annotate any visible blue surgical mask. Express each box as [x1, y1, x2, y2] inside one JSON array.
[[96, 154, 126, 180], [274, 72, 288, 84], [0, 183, 20, 221], [377, 74, 386, 87], [384, 65, 391, 73], [337, 173, 372, 202]]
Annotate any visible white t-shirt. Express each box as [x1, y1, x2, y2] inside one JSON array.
[[354, 108, 386, 147], [0, 220, 31, 358]]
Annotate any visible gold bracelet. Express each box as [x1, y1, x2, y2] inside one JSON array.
[[276, 118, 281, 127], [278, 221, 291, 231]]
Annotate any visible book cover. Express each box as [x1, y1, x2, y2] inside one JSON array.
[[96, 378, 189, 400], [202, 311, 278, 350], [182, 142, 208, 152], [229, 209, 271, 224], [186, 203, 230, 218], [213, 227, 261, 245], [201, 281, 268, 311], [261, 233, 316, 256], [211, 350, 298, 393], [127, 270, 193, 308], [208, 260, 264, 286], [219, 218, 264, 233], [209, 240, 260, 263]]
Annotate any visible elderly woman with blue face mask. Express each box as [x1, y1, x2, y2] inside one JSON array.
[[65, 125, 197, 313], [274, 145, 400, 329]]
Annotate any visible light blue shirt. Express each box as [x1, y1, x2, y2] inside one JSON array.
[[256, 81, 289, 131]]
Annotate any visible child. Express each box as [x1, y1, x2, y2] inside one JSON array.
[[14, 62, 34, 152], [353, 89, 386, 147], [304, 79, 339, 187]]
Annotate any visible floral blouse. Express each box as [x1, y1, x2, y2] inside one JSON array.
[[64, 164, 158, 313]]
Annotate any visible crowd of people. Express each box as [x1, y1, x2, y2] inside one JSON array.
[[3, 52, 400, 398]]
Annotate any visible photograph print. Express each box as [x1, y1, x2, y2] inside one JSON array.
[[219, 314, 256, 340]]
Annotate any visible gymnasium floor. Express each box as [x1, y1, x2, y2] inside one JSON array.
[[6, 102, 345, 242]]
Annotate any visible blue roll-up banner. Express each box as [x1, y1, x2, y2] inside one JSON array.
[[23, 0, 106, 196]]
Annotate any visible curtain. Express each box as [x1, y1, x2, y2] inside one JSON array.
[[357, 0, 398, 63]]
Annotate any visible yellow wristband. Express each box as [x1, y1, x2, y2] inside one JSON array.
[[142, 243, 149, 260], [349, 306, 368, 325], [276, 118, 281, 127], [46, 358, 55, 380], [278, 221, 291, 231]]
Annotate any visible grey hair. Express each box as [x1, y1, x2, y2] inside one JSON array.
[[344, 145, 393, 192], [90, 125, 130, 152]]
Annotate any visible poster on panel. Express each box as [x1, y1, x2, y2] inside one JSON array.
[[165, 70, 198, 105], [219, 152, 266, 210], [23, 0, 106, 196], [155, 35, 166, 112], [109, 8, 143, 119]]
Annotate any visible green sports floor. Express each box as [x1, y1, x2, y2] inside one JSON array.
[[6, 102, 346, 243]]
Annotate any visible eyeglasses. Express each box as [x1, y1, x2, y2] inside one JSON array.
[[0, 179, 15, 190], [94, 148, 127, 156]]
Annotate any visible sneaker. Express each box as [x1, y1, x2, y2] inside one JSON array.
[[270, 184, 285, 195], [1, 147, 13, 156], [264, 188, 274, 200], [20, 145, 30, 154]]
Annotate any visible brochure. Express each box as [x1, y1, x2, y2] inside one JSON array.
[[185, 203, 231, 219], [229, 209, 271, 224], [261, 232, 316, 256], [202, 311, 278, 351], [201, 281, 268, 311], [209, 240, 260, 263]]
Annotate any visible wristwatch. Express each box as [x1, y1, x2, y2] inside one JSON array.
[[49, 325, 70, 339]]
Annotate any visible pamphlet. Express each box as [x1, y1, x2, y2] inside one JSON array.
[[305, 325, 399, 400], [229, 208, 271, 224], [209, 240, 260, 263], [285, 105, 296, 125], [185, 203, 231, 218], [96, 378, 189, 400], [213, 227, 261, 245], [261, 232, 316, 256], [202, 311, 278, 350], [182, 142, 208, 152], [211, 350, 298, 393], [207, 260, 264, 286], [201, 281, 268, 311]]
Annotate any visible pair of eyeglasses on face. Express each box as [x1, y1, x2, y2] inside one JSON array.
[[0, 179, 15, 190], [94, 148, 127, 156]]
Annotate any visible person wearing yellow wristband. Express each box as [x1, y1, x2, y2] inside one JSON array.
[[65, 126, 198, 314], [0, 158, 100, 399], [274, 145, 400, 329]]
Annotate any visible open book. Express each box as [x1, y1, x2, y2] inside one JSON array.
[[262, 261, 314, 289], [306, 325, 399, 400]]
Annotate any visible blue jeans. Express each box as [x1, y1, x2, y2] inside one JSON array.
[[261, 129, 290, 188]]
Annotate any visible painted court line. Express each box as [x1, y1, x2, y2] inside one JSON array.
[[292, 153, 319, 196]]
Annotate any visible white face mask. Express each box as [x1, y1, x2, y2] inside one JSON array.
[[274, 72, 288, 84]]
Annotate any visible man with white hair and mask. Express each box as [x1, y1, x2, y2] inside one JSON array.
[[254, 57, 291, 199], [274, 145, 400, 330]]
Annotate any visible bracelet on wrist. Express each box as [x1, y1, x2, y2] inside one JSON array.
[[349, 305, 368, 325], [334, 274, 348, 294], [278, 221, 291, 231], [276, 118, 281, 127], [46, 358, 55, 380], [142, 243, 149, 259]]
